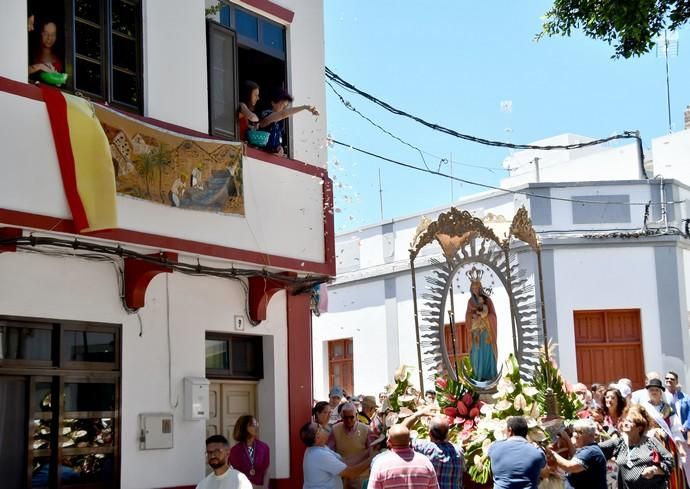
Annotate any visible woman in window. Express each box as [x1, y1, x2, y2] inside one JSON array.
[[238, 80, 260, 141], [229, 415, 270, 489], [29, 20, 63, 75]]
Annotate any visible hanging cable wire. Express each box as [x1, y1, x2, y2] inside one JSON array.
[[331, 139, 683, 207], [327, 80, 507, 173], [326, 66, 642, 151]]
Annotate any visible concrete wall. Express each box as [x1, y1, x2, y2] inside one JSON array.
[[0, 251, 291, 487]]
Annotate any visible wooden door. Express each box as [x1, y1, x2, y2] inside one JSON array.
[[206, 381, 256, 440], [574, 309, 644, 389], [328, 339, 353, 396]]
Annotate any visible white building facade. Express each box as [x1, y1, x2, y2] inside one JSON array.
[[0, 1, 331, 488], [313, 130, 690, 402]]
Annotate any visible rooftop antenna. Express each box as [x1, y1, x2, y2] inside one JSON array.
[[656, 30, 679, 133]]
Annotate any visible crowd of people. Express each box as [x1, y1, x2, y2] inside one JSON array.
[[195, 371, 690, 489]]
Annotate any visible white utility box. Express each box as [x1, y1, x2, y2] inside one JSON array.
[[184, 377, 210, 420], [139, 413, 173, 450]]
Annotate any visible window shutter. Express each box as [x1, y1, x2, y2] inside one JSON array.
[[207, 20, 238, 139]]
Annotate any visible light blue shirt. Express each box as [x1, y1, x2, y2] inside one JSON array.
[[303, 446, 347, 489]]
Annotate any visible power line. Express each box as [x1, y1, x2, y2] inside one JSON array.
[[325, 67, 641, 151], [331, 139, 683, 207], [327, 80, 507, 173]]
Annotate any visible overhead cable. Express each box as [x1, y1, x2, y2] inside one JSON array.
[[325, 67, 641, 152], [331, 139, 682, 207]]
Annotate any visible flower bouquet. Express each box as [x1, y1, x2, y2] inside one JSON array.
[[463, 354, 547, 484], [434, 367, 482, 444]]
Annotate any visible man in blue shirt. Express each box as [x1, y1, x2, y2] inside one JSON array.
[[546, 419, 606, 489], [488, 416, 546, 489]]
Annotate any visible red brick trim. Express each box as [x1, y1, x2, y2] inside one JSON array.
[[240, 0, 295, 23]]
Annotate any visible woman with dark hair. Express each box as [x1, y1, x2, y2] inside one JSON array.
[[312, 401, 332, 433], [599, 405, 673, 489], [238, 80, 260, 141], [29, 20, 63, 75], [603, 387, 626, 431], [229, 415, 270, 489]]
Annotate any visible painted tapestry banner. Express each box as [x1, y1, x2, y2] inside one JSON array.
[[94, 105, 244, 216]]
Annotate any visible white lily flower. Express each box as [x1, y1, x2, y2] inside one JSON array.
[[523, 386, 539, 397], [513, 393, 527, 411], [495, 399, 512, 411]]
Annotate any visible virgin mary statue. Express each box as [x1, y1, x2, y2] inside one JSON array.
[[464, 267, 498, 381]]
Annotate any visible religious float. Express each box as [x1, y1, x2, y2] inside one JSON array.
[[374, 207, 583, 486]]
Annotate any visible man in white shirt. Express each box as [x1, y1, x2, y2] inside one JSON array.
[[197, 435, 252, 489]]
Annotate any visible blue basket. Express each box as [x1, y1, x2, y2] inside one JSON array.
[[247, 130, 270, 147]]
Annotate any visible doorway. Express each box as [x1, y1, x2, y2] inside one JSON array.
[[207, 381, 257, 440], [574, 309, 645, 389]]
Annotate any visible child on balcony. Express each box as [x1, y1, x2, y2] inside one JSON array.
[[258, 88, 319, 156]]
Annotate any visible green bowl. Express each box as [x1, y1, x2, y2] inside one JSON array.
[[247, 130, 270, 147], [39, 71, 69, 87]]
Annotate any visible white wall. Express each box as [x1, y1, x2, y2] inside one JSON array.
[[0, 91, 326, 265], [652, 130, 690, 187], [551, 246, 661, 383], [0, 0, 28, 83], [144, 0, 209, 132], [0, 251, 290, 487]]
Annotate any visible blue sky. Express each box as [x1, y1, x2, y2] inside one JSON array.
[[324, 1, 690, 232]]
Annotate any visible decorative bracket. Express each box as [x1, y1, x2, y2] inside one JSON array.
[[0, 227, 22, 253], [124, 252, 178, 310], [248, 276, 286, 323]]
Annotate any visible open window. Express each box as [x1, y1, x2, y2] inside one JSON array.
[[208, 3, 290, 151], [27, 0, 143, 112]]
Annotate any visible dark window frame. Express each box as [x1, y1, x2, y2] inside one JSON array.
[[0, 316, 121, 489], [205, 332, 264, 380], [210, 3, 293, 155], [32, 0, 144, 113]]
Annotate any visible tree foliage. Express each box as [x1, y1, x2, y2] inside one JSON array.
[[538, 0, 690, 58]]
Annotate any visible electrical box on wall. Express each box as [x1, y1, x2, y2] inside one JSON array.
[[139, 413, 173, 450], [184, 377, 210, 420]]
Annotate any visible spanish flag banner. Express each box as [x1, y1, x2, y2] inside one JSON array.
[[41, 86, 117, 233]]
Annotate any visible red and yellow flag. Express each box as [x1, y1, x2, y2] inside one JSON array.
[[41, 86, 117, 233]]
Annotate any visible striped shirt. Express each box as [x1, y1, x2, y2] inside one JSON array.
[[411, 439, 463, 489], [368, 447, 440, 489]]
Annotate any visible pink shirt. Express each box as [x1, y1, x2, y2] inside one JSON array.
[[368, 447, 439, 489]]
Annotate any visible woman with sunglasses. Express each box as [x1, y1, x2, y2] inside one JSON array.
[[599, 405, 673, 489]]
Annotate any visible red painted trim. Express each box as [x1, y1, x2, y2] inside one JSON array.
[[0, 208, 332, 276], [0, 76, 326, 178], [285, 293, 313, 488], [322, 176, 336, 276], [248, 276, 285, 322], [241, 0, 295, 23], [40, 86, 90, 232], [0, 227, 23, 252], [245, 147, 326, 178], [124, 253, 177, 309], [0, 77, 336, 276], [0, 76, 43, 101]]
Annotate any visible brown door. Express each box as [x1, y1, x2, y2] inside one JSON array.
[[574, 309, 645, 389], [206, 381, 256, 440], [328, 338, 353, 396]]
